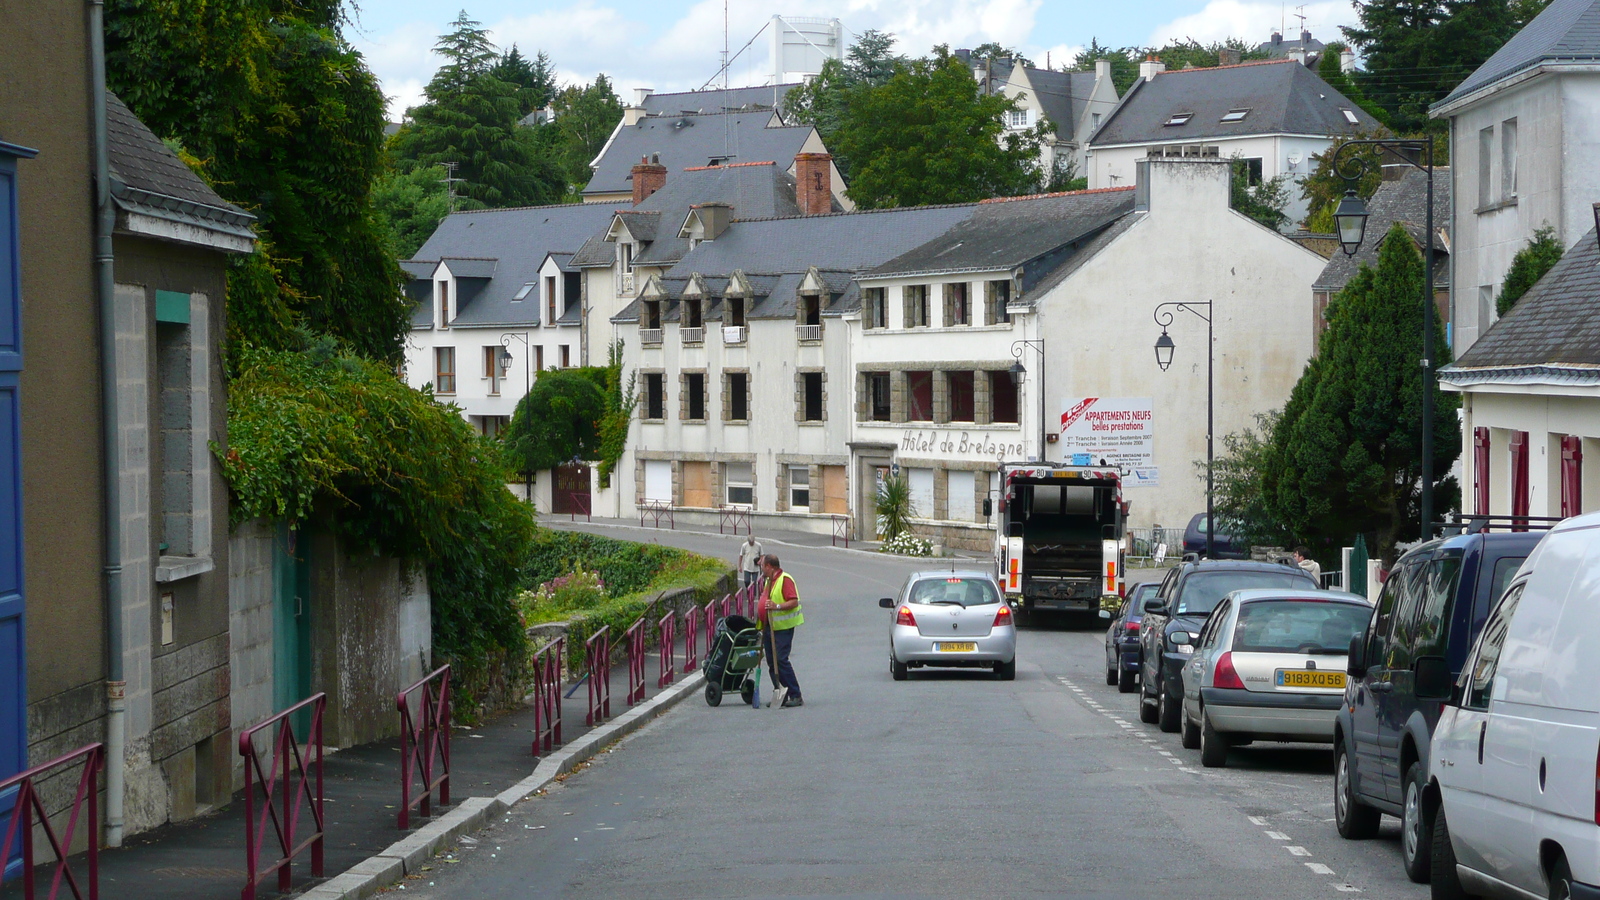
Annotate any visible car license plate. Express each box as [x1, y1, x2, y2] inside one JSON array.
[[1276, 669, 1345, 688], [937, 642, 977, 653]]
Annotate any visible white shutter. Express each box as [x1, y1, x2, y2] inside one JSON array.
[[948, 471, 976, 522], [644, 460, 672, 502], [908, 468, 935, 519]]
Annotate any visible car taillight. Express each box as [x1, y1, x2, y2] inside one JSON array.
[[993, 605, 1013, 628], [1214, 651, 1245, 689], [1124, 621, 1140, 634], [896, 606, 916, 627]]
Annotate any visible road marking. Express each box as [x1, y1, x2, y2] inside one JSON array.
[[1247, 816, 1269, 826], [1157, 750, 1173, 756], [1264, 831, 1289, 840], [1285, 846, 1311, 857], [1305, 863, 1335, 875], [1331, 884, 1362, 892]]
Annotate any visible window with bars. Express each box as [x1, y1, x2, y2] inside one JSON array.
[[907, 370, 934, 421], [434, 347, 456, 394]]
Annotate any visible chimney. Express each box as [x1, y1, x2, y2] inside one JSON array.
[[1270, 30, 1282, 46], [623, 87, 653, 126], [1095, 59, 1112, 82], [1301, 29, 1313, 45], [1139, 55, 1166, 81], [631, 153, 666, 205], [1341, 48, 1356, 73], [794, 152, 833, 215], [694, 202, 732, 240], [1218, 48, 1241, 66]]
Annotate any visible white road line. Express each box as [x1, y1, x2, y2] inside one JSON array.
[[1305, 863, 1335, 875], [1247, 816, 1269, 826], [1332, 884, 1363, 892], [1157, 750, 1173, 756], [1264, 831, 1289, 841], [1285, 846, 1311, 857]]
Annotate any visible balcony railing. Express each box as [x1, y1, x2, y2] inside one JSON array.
[[796, 324, 822, 342], [640, 328, 663, 346], [680, 326, 703, 345], [721, 325, 746, 344]]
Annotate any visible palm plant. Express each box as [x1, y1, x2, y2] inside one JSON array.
[[875, 475, 916, 540]]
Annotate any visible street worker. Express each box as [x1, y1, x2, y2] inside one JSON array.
[[758, 554, 804, 708], [737, 534, 764, 589], [1294, 546, 1321, 583]]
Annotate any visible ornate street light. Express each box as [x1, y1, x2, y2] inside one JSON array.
[[1010, 340, 1046, 461], [1334, 189, 1370, 257], [1152, 301, 1213, 558], [1153, 329, 1175, 371]]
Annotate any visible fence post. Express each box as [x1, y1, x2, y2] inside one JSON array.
[[657, 610, 676, 687], [397, 665, 451, 830], [624, 618, 646, 705], [532, 636, 564, 757], [585, 627, 611, 726]]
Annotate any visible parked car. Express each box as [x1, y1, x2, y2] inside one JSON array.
[[1427, 513, 1600, 900], [1105, 582, 1157, 693], [1181, 513, 1249, 559], [1333, 529, 1545, 885], [1177, 588, 1371, 767], [880, 570, 1016, 681], [1139, 560, 1319, 732]]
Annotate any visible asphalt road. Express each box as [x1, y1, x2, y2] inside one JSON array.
[[403, 526, 1425, 899]]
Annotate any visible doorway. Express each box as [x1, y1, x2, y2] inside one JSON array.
[[552, 464, 591, 515]]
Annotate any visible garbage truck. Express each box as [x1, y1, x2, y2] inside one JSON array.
[[990, 462, 1125, 622]]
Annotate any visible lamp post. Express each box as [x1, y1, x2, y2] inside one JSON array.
[[1152, 301, 1214, 558], [1009, 339, 1047, 461], [1329, 137, 1437, 537], [499, 332, 534, 502]]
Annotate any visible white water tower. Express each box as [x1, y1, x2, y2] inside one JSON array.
[[770, 15, 844, 83]]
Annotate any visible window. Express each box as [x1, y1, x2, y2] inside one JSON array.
[[1415, 551, 1464, 657], [908, 576, 999, 605], [948, 470, 976, 521], [1465, 582, 1524, 710], [1341, 108, 1360, 125], [789, 466, 811, 510], [685, 372, 706, 420], [799, 295, 821, 326], [1478, 284, 1495, 332], [1230, 601, 1370, 654], [1005, 109, 1031, 129], [989, 371, 1018, 423], [438, 280, 451, 328], [643, 300, 662, 329], [1164, 112, 1192, 126], [1478, 125, 1494, 206], [726, 372, 749, 421], [948, 371, 975, 422], [643, 373, 665, 419], [726, 297, 745, 327], [545, 276, 557, 324], [800, 372, 824, 422], [1240, 157, 1264, 187], [434, 347, 456, 394], [907, 370, 933, 421], [483, 346, 502, 395], [863, 287, 886, 329], [1091, 112, 1102, 128], [1385, 560, 1429, 670], [986, 280, 1011, 324], [866, 372, 891, 421], [513, 282, 535, 301], [480, 415, 508, 437], [1363, 560, 1414, 665], [685, 298, 703, 329], [559, 345, 571, 368], [1501, 118, 1518, 198], [643, 459, 672, 503], [563, 271, 580, 316], [903, 285, 929, 328], [907, 468, 935, 517], [534, 345, 544, 373], [944, 283, 969, 326], [1220, 108, 1250, 123], [1510, 430, 1530, 521], [725, 462, 754, 506]]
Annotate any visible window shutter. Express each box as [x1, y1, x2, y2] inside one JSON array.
[[1561, 435, 1583, 518], [1509, 430, 1529, 528], [1473, 427, 1490, 516]]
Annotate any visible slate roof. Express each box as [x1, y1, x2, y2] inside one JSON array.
[[1023, 68, 1099, 135], [1256, 30, 1325, 59], [1442, 227, 1600, 381], [405, 202, 615, 328], [583, 112, 814, 197], [1435, 0, 1600, 108], [615, 211, 660, 242], [1313, 169, 1451, 292], [105, 91, 256, 247], [1089, 59, 1380, 146], [544, 251, 575, 273], [641, 84, 798, 116]]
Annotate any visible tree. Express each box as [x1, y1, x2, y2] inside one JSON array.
[[1230, 157, 1292, 229], [372, 164, 481, 259], [1070, 38, 1269, 94], [1299, 135, 1389, 231], [782, 30, 902, 179], [1070, 40, 1143, 94], [538, 75, 624, 193], [1317, 42, 1390, 126], [1496, 225, 1564, 315], [1208, 411, 1295, 550], [1344, 0, 1519, 133], [503, 370, 607, 477], [1264, 223, 1461, 562], [492, 45, 556, 116], [971, 42, 1034, 67], [831, 52, 1043, 208]]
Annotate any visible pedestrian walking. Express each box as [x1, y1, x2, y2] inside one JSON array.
[[737, 535, 763, 589], [1294, 546, 1322, 584], [758, 554, 804, 708]]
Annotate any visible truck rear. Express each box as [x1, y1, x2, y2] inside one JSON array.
[[993, 463, 1125, 620]]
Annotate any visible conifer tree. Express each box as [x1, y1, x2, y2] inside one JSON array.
[[1496, 225, 1564, 315]]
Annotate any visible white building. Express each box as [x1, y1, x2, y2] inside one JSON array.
[[1086, 58, 1380, 228], [1429, 0, 1600, 357], [955, 51, 1122, 178]]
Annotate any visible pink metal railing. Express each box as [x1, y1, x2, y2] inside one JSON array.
[[657, 611, 676, 688], [639, 499, 674, 529], [240, 693, 325, 900], [0, 742, 103, 900], [396, 665, 450, 830], [568, 492, 592, 522], [717, 505, 751, 535], [701, 598, 718, 660], [624, 618, 647, 705], [530, 636, 563, 757], [584, 627, 611, 726], [682, 607, 700, 672], [831, 514, 851, 547]]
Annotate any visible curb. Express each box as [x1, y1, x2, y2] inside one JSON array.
[[294, 670, 707, 899]]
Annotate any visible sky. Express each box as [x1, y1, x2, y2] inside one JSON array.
[[348, 0, 1363, 121]]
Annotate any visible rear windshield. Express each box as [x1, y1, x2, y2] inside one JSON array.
[[1174, 570, 1315, 616], [909, 577, 1000, 607], [1232, 600, 1370, 654]]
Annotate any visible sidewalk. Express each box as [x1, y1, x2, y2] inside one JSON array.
[[7, 613, 708, 900], [545, 513, 992, 559]]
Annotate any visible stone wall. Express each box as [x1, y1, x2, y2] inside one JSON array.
[[228, 519, 276, 789]]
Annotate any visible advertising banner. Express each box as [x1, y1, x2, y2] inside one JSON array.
[[1059, 397, 1154, 471]]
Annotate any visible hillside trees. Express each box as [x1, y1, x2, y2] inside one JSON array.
[[1496, 225, 1564, 315]]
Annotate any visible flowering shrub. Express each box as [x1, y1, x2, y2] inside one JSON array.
[[515, 567, 606, 627], [880, 532, 934, 556]]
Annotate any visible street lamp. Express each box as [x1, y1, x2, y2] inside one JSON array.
[[1152, 301, 1214, 558], [500, 332, 534, 502], [1010, 340, 1047, 461], [1330, 137, 1438, 536]]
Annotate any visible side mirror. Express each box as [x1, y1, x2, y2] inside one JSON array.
[[1169, 631, 1192, 646], [982, 498, 993, 518], [1142, 598, 1167, 615], [1347, 634, 1368, 678], [878, 597, 895, 609], [1414, 656, 1452, 702], [1098, 608, 1112, 620]]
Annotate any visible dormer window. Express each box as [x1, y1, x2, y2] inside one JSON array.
[[726, 297, 745, 328], [438, 280, 451, 329], [619, 242, 634, 272], [1164, 113, 1193, 127], [1341, 108, 1360, 125], [685, 299, 703, 329], [1219, 108, 1250, 123], [707, 156, 730, 166], [644, 300, 662, 329], [512, 282, 535, 301], [799, 295, 821, 327]]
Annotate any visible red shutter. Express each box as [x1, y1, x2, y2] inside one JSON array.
[[1474, 427, 1491, 516], [1510, 430, 1530, 530], [1561, 435, 1584, 518]]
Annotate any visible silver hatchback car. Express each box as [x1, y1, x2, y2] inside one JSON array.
[[879, 570, 1016, 680], [1177, 588, 1371, 767]]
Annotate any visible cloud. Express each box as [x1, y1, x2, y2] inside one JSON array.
[[1147, 0, 1358, 48]]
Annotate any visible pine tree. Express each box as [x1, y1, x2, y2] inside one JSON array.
[[1496, 225, 1564, 315], [492, 45, 556, 116], [1344, 0, 1519, 133]]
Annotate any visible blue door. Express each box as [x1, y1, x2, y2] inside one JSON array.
[[0, 140, 36, 876]]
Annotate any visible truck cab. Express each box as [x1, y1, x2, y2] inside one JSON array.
[[993, 463, 1124, 622]]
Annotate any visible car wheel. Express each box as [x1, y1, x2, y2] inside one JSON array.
[[1550, 854, 1573, 900], [1199, 708, 1228, 767], [891, 652, 908, 681], [1158, 681, 1181, 733], [705, 682, 723, 707], [1401, 761, 1434, 883], [1429, 803, 1478, 900], [1106, 664, 1118, 686], [1139, 690, 1159, 723], [1118, 666, 1138, 694], [1180, 705, 1200, 749], [1334, 741, 1381, 839], [997, 658, 1016, 681]]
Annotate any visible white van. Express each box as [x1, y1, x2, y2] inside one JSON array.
[[1428, 511, 1600, 900]]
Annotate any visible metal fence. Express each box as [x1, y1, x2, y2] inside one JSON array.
[[240, 693, 325, 900], [396, 665, 450, 830], [0, 742, 103, 900], [530, 637, 563, 757], [1124, 526, 1184, 567]]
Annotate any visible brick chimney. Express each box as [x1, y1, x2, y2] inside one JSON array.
[[794, 152, 833, 215], [631, 153, 666, 205], [1218, 48, 1241, 66]]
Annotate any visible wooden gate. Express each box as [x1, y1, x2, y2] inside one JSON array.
[[552, 464, 591, 516]]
